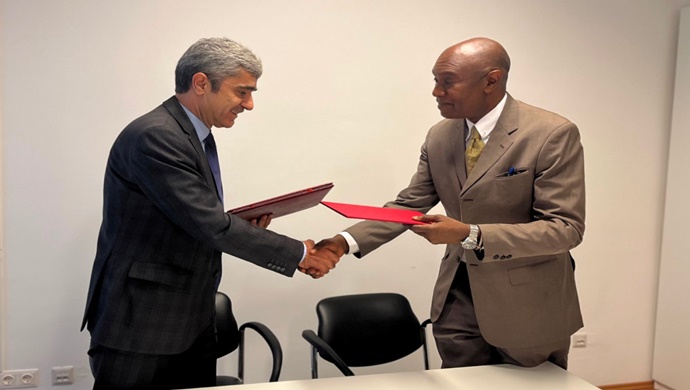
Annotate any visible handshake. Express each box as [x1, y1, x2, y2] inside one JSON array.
[[250, 215, 345, 279], [298, 235, 349, 279], [250, 212, 469, 279], [293, 214, 471, 278]]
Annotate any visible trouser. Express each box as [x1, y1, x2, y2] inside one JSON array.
[[88, 321, 217, 390], [432, 261, 570, 369]]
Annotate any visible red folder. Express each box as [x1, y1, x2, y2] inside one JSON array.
[[320, 201, 428, 225], [228, 183, 334, 220]]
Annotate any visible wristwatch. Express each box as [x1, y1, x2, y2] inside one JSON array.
[[461, 224, 480, 250]]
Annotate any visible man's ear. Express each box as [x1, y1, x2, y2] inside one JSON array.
[[191, 72, 209, 95], [484, 69, 503, 93]]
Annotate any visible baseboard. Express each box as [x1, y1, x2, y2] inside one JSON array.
[[598, 381, 654, 390]]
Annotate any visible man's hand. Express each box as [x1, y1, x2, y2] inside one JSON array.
[[410, 214, 470, 244], [250, 214, 272, 229], [298, 240, 341, 279], [313, 235, 349, 258]]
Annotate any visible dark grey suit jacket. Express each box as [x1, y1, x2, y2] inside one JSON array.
[[346, 95, 585, 349], [82, 97, 304, 354]]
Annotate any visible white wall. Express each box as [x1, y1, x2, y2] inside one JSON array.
[[0, 0, 687, 388], [0, 1, 6, 370], [654, 6, 690, 390]]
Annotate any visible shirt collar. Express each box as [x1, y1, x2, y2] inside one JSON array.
[[180, 104, 211, 149], [465, 93, 508, 141]]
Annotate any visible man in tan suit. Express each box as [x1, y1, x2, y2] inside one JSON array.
[[315, 37, 585, 369]]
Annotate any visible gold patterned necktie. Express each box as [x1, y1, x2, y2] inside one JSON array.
[[465, 126, 485, 175]]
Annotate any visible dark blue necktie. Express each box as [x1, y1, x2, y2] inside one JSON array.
[[205, 132, 224, 290], [204, 132, 224, 205]]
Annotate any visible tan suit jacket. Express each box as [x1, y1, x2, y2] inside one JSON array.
[[346, 94, 585, 349]]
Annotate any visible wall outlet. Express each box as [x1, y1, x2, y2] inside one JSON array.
[[0, 369, 39, 388], [572, 333, 587, 348], [52, 366, 75, 385]]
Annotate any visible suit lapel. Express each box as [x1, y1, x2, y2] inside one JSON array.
[[162, 97, 215, 187], [448, 120, 468, 188], [460, 95, 519, 196]]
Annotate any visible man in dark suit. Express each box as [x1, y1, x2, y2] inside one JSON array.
[[82, 38, 339, 389], [316, 37, 585, 369]]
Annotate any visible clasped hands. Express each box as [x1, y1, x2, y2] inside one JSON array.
[[298, 235, 349, 279], [249, 215, 346, 279]]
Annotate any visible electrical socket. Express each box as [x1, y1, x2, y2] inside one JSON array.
[[572, 333, 587, 348], [51, 366, 75, 385], [0, 369, 39, 388]]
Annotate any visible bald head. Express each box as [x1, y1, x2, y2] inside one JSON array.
[[432, 37, 511, 121], [443, 38, 510, 87]]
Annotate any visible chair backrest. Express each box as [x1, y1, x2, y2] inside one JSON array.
[[214, 291, 241, 358], [312, 293, 428, 370], [214, 292, 284, 385]]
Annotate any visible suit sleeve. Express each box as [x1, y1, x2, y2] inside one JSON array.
[[125, 122, 304, 275], [346, 130, 441, 257]]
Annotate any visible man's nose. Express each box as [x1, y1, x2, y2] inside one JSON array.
[[243, 95, 254, 111], [432, 84, 445, 97]]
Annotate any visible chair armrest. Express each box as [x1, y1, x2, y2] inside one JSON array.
[[301, 330, 354, 376], [239, 321, 283, 382]]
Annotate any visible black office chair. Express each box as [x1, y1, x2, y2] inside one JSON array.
[[301, 292, 431, 378], [214, 291, 283, 385]]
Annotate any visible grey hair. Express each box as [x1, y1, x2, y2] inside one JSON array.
[[174, 38, 262, 93]]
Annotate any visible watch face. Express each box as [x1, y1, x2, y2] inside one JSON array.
[[462, 239, 477, 250]]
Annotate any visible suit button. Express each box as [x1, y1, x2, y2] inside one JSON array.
[[500, 255, 506, 260], [506, 255, 512, 259], [493, 255, 500, 260], [267, 262, 273, 267]]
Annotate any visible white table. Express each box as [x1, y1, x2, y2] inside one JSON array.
[[197, 362, 599, 390]]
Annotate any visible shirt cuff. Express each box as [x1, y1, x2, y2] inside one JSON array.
[[338, 232, 360, 255]]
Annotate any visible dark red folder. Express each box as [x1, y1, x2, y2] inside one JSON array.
[[228, 183, 334, 220], [320, 201, 428, 225]]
